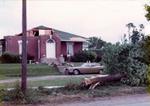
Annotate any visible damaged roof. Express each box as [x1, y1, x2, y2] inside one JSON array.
[[34, 25, 87, 42]]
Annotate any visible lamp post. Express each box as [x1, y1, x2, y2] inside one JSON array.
[[21, 0, 27, 93]]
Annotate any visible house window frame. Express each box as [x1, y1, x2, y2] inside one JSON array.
[[67, 42, 74, 56]]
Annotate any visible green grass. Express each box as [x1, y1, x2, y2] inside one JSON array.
[[0, 77, 84, 89], [0, 64, 60, 79]]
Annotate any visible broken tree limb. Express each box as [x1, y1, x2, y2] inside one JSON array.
[[82, 73, 126, 89]]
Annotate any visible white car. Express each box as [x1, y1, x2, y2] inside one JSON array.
[[65, 63, 104, 75]]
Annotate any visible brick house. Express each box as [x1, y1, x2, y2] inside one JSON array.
[[0, 26, 88, 62]]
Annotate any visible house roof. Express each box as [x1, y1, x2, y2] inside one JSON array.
[[33, 25, 87, 42], [53, 29, 87, 42]]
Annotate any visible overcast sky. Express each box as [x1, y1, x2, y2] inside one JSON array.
[[0, 0, 149, 43]]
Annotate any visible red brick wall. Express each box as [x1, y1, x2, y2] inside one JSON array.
[[4, 35, 83, 62], [5, 36, 39, 61], [27, 37, 38, 61], [39, 35, 50, 58], [5, 36, 21, 54]]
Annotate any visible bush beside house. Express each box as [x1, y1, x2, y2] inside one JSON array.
[[0, 52, 20, 63], [70, 50, 97, 62]]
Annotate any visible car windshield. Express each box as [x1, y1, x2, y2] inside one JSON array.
[[81, 63, 100, 67]]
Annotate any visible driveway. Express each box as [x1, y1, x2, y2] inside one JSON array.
[[58, 94, 150, 106]]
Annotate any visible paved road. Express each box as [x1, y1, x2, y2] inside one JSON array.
[[59, 94, 150, 106], [0, 74, 101, 84]]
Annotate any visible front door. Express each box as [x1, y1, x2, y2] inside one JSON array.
[[46, 39, 56, 58]]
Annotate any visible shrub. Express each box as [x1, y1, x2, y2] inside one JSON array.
[[0, 82, 42, 104], [71, 50, 97, 62], [27, 54, 35, 61], [102, 43, 128, 74], [0, 52, 20, 63]]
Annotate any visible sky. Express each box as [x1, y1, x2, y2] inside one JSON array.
[[0, 0, 149, 43]]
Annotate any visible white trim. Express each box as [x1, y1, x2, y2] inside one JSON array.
[[17, 40, 28, 55], [18, 40, 22, 55]]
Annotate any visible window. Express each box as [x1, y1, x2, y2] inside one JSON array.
[[67, 42, 74, 56], [34, 31, 39, 36]]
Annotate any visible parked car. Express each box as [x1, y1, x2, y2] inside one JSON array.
[[65, 63, 104, 75]]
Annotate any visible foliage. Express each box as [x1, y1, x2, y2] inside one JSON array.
[[102, 42, 148, 86], [0, 82, 42, 104], [142, 36, 150, 91], [145, 4, 150, 21], [0, 52, 20, 63], [88, 37, 106, 49], [102, 43, 130, 74], [125, 43, 148, 86], [27, 54, 35, 61], [125, 23, 144, 44], [71, 50, 97, 62], [142, 36, 150, 65]]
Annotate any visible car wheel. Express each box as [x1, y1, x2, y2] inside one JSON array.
[[73, 69, 80, 75]]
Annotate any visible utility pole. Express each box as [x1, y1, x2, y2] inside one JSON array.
[[21, 0, 27, 93]]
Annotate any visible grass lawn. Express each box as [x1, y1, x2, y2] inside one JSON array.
[[0, 64, 60, 79], [0, 77, 84, 89]]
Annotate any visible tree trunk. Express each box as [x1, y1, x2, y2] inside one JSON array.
[[82, 74, 126, 89]]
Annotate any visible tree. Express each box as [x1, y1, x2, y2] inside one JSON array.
[[126, 23, 135, 41], [126, 23, 145, 44], [145, 4, 150, 21], [142, 36, 150, 65], [102, 42, 148, 86], [88, 37, 106, 50]]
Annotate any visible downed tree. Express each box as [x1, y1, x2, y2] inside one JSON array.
[[81, 73, 126, 89]]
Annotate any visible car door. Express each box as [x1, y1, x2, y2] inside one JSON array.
[[90, 64, 99, 74], [80, 64, 91, 74]]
